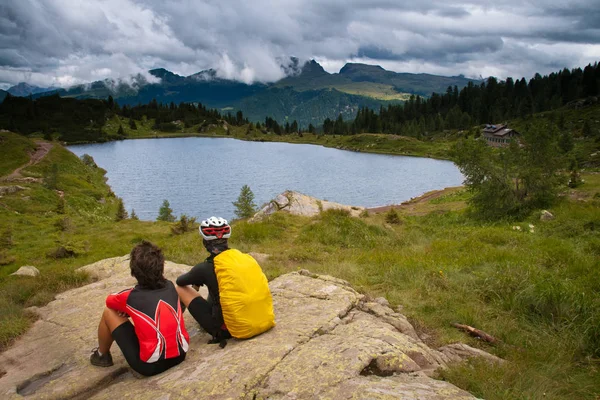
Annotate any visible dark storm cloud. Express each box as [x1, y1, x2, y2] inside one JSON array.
[[0, 0, 598, 89]]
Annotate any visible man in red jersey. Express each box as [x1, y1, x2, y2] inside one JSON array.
[[90, 241, 189, 376]]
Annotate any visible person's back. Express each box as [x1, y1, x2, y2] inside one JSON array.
[[90, 241, 189, 376], [176, 216, 275, 347]]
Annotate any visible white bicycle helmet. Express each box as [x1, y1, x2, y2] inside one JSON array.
[[199, 216, 231, 240]]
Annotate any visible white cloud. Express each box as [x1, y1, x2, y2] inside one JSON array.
[[0, 0, 599, 88]]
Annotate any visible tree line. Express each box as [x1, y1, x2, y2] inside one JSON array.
[[319, 62, 600, 136], [0, 94, 249, 142], [1, 61, 597, 141]]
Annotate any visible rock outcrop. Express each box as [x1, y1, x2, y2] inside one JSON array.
[[9, 266, 40, 277], [0, 256, 500, 399], [540, 210, 555, 221], [252, 190, 365, 220]]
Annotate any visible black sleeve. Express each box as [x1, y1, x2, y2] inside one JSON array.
[[176, 262, 209, 287]]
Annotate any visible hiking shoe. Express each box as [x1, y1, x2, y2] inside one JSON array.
[[90, 348, 114, 367]]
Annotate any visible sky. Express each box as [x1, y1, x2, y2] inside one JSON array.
[[1, 0, 599, 89]]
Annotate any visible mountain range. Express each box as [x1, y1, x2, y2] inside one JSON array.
[[7, 60, 477, 126]]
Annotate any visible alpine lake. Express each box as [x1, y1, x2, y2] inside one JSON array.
[[68, 137, 464, 221]]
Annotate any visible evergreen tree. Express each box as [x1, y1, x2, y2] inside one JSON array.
[[157, 200, 176, 222], [44, 163, 59, 190], [115, 198, 128, 221], [582, 120, 592, 137], [117, 125, 125, 136], [130, 209, 139, 220], [233, 185, 257, 219], [559, 130, 574, 153], [56, 197, 66, 214], [129, 119, 137, 130]]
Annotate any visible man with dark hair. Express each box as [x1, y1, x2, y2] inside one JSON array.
[[90, 241, 189, 376]]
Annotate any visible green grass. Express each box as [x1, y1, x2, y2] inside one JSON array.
[[225, 187, 600, 399], [0, 131, 36, 176], [1, 131, 600, 398]]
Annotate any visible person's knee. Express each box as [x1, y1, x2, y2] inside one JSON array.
[[176, 285, 199, 307], [103, 307, 128, 331]]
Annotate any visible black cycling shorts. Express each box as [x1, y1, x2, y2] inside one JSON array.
[[112, 321, 186, 376], [187, 296, 222, 334]]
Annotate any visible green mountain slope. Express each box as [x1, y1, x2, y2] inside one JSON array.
[[25, 60, 477, 126], [276, 60, 475, 99], [237, 87, 394, 125], [0, 90, 7, 103]]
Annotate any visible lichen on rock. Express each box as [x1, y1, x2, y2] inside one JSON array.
[[0, 256, 499, 399]]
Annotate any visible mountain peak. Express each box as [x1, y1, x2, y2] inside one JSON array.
[[300, 60, 328, 77], [148, 68, 184, 83], [339, 63, 386, 75], [189, 69, 218, 81], [7, 82, 55, 97]]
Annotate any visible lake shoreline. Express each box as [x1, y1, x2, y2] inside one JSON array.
[[64, 126, 455, 161], [68, 137, 464, 221]]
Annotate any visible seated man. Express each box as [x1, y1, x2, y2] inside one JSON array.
[[90, 241, 189, 376], [176, 217, 274, 347]]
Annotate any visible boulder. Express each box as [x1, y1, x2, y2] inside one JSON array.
[[10, 266, 40, 277], [251, 190, 365, 220], [0, 256, 500, 399], [0, 186, 28, 196], [540, 210, 555, 221]]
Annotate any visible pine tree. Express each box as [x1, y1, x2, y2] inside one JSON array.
[[129, 119, 137, 130], [115, 198, 128, 221], [130, 209, 139, 220], [56, 197, 66, 214], [233, 185, 257, 219], [157, 200, 176, 222], [44, 163, 59, 190], [117, 125, 125, 136]]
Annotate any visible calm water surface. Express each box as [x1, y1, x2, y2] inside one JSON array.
[[68, 138, 464, 221]]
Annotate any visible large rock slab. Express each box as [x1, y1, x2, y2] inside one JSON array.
[[252, 190, 365, 220], [0, 257, 483, 399]]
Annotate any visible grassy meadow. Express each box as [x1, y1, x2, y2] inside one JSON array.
[[1, 128, 599, 399]]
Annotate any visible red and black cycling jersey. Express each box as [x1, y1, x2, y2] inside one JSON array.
[[106, 280, 189, 363]]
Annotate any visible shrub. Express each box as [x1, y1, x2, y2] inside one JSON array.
[[171, 215, 198, 235], [44, 163, 59, 190], [56, 197, 66, 214], [0, 228, 13, 249], [54, 217, 72, 232], [0, 250, 15, 265], [47, 244, 79, 259], [80, 154, 97, 168], [385, 208, 401, 224]]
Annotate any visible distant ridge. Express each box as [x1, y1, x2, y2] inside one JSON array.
[[7, 82, 56, 97], [21, 60, 479, 126]]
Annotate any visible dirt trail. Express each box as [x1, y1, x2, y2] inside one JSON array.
[[1, 141, 53, 182], [367, 187, 462, 214]]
